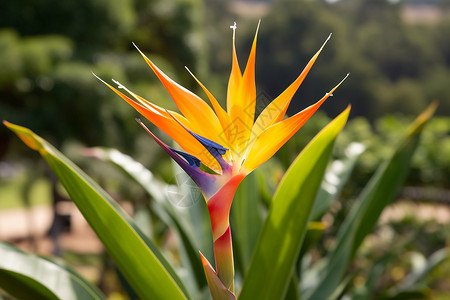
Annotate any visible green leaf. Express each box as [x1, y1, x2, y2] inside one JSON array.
[[284, 275, 300, 300], [4, 121, 190, 300], [0, 242, 105, 300], [380, 290, 430, 300], [306, 102, 438, 300], [310, 142, 365, 221], [238, 107, 350, 300], [231, 172, 263, 274], [299, 222, 327, 260], [85, 147, 207, 292], [83, 147, 168, 203]]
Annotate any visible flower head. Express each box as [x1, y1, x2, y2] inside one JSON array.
[[96, 22, 347, 200]]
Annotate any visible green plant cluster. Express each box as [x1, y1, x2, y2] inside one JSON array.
[[278, 112, 450, 191], [2, 104, 446, 300]]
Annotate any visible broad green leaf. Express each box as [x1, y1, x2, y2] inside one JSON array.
[[0, 242, 105, 300], [299, 222, 326, 260], [380, 290, 430, 300], [83, 148, 168, 203], [0, 270, 58, 300], [310, 142, 365, 221], [238, 107, 350, 300], [170, 164, 212, 257], [284, 275, 300, 300], [86, 147, 207, 292], [231, 172, 263, 274], [306, 102, 437, 300], [4, 121, 190, 300]]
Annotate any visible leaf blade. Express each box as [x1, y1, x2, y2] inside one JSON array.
[[0, 242, 105, 300], [238, 107, 350, 300], [306, 102, 438, 300], [4, 121, 189, 300]]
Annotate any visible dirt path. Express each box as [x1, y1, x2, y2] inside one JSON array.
[[0, 203, 103, 255]]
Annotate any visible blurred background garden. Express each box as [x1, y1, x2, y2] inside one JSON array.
[[0, 0, 450, 299]]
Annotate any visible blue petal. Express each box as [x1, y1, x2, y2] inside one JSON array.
[[187, 131, 231, 174], [170, 148, 202, 168], [190, 132, 228, 156]]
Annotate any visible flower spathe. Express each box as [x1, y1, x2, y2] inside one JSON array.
[[97, 21, 348, 298]]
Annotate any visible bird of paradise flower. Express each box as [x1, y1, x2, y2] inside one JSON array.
[[95, 21, 348, 298]]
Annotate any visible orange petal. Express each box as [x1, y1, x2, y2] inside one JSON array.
[[133, 44, 224, 145], [242, 74, 349, 173], [95, 75, 223, 173], [250, 34, 332, 140], [235, 20, 259, 127], [226, 22, 242, 114], [227, 22, 260, 162], [185, 67, 233, 159]]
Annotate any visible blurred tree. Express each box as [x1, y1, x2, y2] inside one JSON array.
[[0, 0, 206, 159], [131, 0, 207, 84], [249, 0, 350, 118], [0, 0, 136, 54], [227, 0, 450, 120]]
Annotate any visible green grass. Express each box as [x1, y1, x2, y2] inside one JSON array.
[[0, 173, 51, 210]]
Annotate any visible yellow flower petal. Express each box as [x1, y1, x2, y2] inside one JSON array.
[[227, 22, 260, 163]]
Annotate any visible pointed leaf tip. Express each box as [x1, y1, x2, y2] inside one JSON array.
[[4, 121, 44, 152], [406, 101, 438, 136], [199, 252, 236, 300]]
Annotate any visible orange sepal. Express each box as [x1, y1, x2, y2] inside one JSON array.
[[185, 67, 233, 157], [227, 22, 260, 162], [242, 74, 349, 173], [226, 22, 242, 114], [250, 34, 332, 139], [134, 45, 224, 145], [96, 76, 222, 173]]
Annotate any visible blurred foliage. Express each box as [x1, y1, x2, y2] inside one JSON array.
[[276, 111, 450, 190], [0, 0, 204, 163], [212, 0, 450, 121]]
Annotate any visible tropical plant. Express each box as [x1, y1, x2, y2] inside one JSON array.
[[1, 21, 441, 300]]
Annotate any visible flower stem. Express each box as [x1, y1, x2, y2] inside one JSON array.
[[205, 174, 245, 294]]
